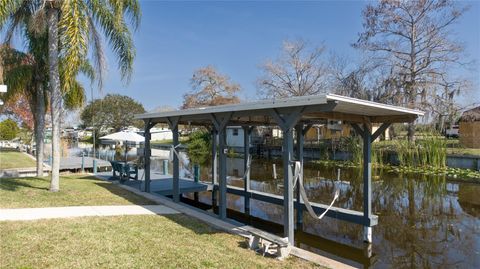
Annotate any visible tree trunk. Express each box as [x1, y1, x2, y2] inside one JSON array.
[[407, 87, 416, 143], [407, 122, 415, 143], [47, 6, 61, 192], [35, 83, 45, 177]]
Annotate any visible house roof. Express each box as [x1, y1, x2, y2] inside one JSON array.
[[135, 93, 424, 126]]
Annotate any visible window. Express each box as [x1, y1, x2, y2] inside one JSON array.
[[233, 128, 239, 136]]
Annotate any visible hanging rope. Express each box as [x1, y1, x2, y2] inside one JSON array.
[[169, 144, 182, 162], [240, 154, 252, 180], [169, 144, 194, 177], [293, 161, 340, 220]]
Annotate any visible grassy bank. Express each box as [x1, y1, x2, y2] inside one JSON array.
[[445, 139, 480, 156], [0, 174, 320, 268], [0, 175, 154, 208], [0, 151, 36, 169], [0, 215, 317, 269]]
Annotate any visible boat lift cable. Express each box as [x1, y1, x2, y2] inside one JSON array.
[[293, 161, 340, 220], [241, 154, 252, 180], [169, 144, 194, 176]]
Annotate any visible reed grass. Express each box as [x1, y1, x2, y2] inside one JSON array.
[[393, 134, 447, 169], [344, 133, 447, 169]]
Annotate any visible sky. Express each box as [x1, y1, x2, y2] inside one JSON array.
[[8, 0, 480, 112]]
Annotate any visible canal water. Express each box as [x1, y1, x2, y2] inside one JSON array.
[[68, 143, 480, 268], [181, 157, 480, 268]]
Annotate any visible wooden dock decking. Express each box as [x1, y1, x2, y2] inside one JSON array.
[[96, 170, 212, 195], [60, 157, 111, 170]]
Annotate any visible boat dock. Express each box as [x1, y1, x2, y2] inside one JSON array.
[[59, 156, 111, 171], [95, 170, 212, 195]]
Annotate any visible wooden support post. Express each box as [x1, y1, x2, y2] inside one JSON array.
[[144, 120, 152, 193], [194, 164, 200, 202], [243, 126, 252, 215], [210, 113, 232, 219], [219, 127, 227, 219], [211, 128, 218, 210], [283, 128, 295, 244], [270, 107, 303, 245], [172, 125, 180, 202], [362, 123, 373, 243], [167, 117, 180, 202], [295, 124, 304, 229]]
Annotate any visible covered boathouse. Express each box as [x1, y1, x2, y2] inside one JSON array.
[[135, 93, 424, 250]]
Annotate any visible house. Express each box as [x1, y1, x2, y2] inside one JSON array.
[[459, 106, 480, 148], [226, 126, 265, 149], [305, 121, 352, 141], [226, 126, 244, 148], [150, 127, 173, 141]]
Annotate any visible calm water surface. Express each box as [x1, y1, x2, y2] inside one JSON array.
[[69, 143, 480, 268], [179, 157, 480, 268]]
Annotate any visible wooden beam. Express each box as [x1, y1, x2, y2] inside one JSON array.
[[227, 186, 378, 226], [372, 123, 391, 141], [283, 128, 294, 244], [305, 111, 368, 123], [350, 123, 365, 138], [370, 114, 417, 123], [218, 126, 228, 219], [362, 123, 373, 243], [270, 107, 305, 130], [172, 124, 180, 202], [166, 116, 180, 129], [144, 120, 152, 193], [211, 128, 218, 210], [243, 126, 251, 215]]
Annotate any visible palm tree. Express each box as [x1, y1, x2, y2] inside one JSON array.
[[1, 0, 140, 191], [1, 42, 48, 177], [1, 40, 89, 177]]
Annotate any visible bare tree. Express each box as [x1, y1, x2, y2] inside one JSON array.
[[329, 54, 370, 99], [182, 65, 241, 109], [354, 0, 469, 142], [258, 39, 328, 98], [329, 54, 407, 107], [428, 79, 476, 133]]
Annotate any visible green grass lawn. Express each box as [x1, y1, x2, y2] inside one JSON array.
[[0, 215, 319, 269], [0, 175, 154, 208], [151, 136, 189, 145], [0, 151, 36, 169], [445, 139, 480, 156], [0, 174, 320, 268]]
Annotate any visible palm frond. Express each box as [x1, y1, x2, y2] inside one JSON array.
[[63, 78, 85, 109], [87, 15, 105, 89], [58, 0, 89, 89], [0, 0, 22, 29], [87, 0, 136, 82]]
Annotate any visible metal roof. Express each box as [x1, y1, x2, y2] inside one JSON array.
[[135, 93, 424, 126]]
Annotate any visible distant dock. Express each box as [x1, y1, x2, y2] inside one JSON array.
[[59, 156, 111, 171]]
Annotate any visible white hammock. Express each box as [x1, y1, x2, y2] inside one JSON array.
[[293, 161, 340, 220]]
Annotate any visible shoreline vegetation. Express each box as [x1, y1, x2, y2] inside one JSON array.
[[310, 160, 480, 182], [183, 130, 480, 181]]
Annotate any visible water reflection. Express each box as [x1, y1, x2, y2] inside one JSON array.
[[67, 143, 480, 268], [184, 157, 480, 268]]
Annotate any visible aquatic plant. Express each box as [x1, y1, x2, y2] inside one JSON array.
[[393, 134, 447, 169]]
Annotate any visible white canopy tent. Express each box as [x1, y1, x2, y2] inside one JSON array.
[[100, 131, 145, 161]]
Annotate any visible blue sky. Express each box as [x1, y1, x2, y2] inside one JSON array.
[[65, 1, 480, 110]]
